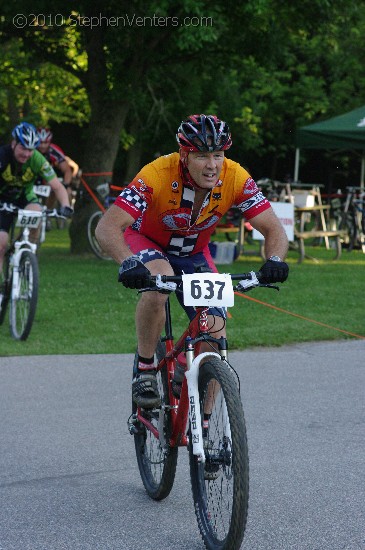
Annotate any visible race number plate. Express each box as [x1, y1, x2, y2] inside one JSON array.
[[182, 273, 234, 307], [16, 210, 43, 228], [33, 184, 51, 197]]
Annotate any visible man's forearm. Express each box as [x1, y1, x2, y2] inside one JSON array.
[[49, 178, 70, 207], [264, 230, 289, 260]]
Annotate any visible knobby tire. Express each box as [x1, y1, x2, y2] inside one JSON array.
[[10, 251, 39, 340], [133, 340, 178, 500], [189, 357, 249, 550], [87, 210, 112, 260]]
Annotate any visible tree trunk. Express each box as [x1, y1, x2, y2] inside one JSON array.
[[69, 19, 130, 254], [124, 139, 143, 183], [69, 101, 129, 254]]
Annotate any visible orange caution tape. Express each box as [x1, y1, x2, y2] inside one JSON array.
[[234, 292, 365, 340]]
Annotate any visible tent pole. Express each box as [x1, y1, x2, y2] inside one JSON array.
[[294, 148, 300, 182]]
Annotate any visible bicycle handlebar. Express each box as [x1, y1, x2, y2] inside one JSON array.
[[0, 201, 18, 213], [151, 271, 264, 283], [0, 202, 66, 219], [146, 271, 279, 294], [45, 208, 67, 219]]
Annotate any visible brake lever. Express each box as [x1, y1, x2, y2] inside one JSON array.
[[137, 275, 177, 294], [235, 282, 280, 293], [258, 283, 280, 291]]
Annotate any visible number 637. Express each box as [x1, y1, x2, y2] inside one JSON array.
[[190, 279, 225, 300]]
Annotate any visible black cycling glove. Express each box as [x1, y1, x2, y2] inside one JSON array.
[[118, 255, 152, 289], [259, 258, 289, 283], [58, 206, 73, 218]]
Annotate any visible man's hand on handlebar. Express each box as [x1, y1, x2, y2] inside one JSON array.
[[258, 258, 289, 283], [118, 255, 152, 289], [57, 206, 73, 218]]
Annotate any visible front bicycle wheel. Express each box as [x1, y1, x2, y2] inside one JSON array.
[[133, 340, 178, 500], [87, 210, 112, 260], [189, 357, 249, 550], [10, 251, 39, 341]]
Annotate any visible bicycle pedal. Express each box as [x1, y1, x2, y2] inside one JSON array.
[[128, 424, 139, 435], [129, 424, 145, 435], [127, 413, 144, 435]]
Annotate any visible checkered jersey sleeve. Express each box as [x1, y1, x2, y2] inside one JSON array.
[[233, 168, 270, 220], [114, 171, 156, 220]]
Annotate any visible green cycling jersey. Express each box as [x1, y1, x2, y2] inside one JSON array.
[[0, 145, 56, 202]]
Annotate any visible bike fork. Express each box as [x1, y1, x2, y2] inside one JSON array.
[[185, 349, 221, 463]]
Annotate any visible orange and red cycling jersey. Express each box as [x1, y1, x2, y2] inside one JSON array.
[[114, 152, 270, 256]]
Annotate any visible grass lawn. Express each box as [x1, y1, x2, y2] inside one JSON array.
[[1, 226, 364, 356]]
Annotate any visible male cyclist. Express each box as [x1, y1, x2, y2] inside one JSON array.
[[96, 114, 289, 409], [37, 127, 79, 205], [0, 122, 72, 272]]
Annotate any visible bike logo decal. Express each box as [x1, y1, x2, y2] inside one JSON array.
[[212, 192, 222, 201], [189, 396, 197, 429], [160, 209, 221, 232], [160, 209, 191, 230], [236, 191, 267, 212], [243, 177, 259, 194]]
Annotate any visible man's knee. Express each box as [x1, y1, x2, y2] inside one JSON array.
[[25, 203, 42, 212], [140, 289, 169, 309], [0, 231, 8, 253]]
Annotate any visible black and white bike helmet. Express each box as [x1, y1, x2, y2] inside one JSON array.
[[176, 114, 232, 152]]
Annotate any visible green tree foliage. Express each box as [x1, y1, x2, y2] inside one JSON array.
[[1, 1, 365, 168], [1, 0, 365, 249]]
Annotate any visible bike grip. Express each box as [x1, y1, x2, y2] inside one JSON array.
[[256, 271, 264, 283]]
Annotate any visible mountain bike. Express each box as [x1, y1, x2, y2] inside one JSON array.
[[0, 201, 65, 340], [127, 269, 279, 550], [34, 182, 66, 232], [336, 186, 365, 253]]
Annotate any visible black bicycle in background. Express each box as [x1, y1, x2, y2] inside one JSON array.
[[331, 186, 365, 253]]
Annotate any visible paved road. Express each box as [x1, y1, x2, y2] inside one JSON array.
[[0, 340, 364, 550]]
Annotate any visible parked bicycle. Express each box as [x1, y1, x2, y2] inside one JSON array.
[[335, 186, 365, 253], [127, 269, 279, 550], [0, 201, 66, 340]]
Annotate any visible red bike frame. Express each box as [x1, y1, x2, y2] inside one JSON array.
[[135, 300, 226, 448]]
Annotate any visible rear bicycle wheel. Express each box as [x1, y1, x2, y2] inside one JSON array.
[[189, 358, 249, 550], [87, 210, 112, 260], [10, 251, 39, 341], [339, 211, 356, 251], [133, 340, 178, 500]]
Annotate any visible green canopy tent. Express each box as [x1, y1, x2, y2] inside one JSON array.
[[294, 105, 365, 188]]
